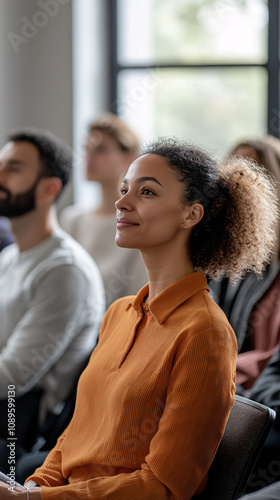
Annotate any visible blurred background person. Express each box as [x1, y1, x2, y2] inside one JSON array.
[[210, 134, 280, 394], [61, 112, 147, 309]]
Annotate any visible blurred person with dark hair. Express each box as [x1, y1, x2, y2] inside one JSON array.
[[0, 129, 105, 471], [61, 112, 147, 309], [210, 134, 280, 394]]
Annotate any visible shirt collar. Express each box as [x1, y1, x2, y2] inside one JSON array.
[[127, 271, 209, 325]]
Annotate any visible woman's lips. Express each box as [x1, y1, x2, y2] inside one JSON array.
[[116, 218, 139, 229]]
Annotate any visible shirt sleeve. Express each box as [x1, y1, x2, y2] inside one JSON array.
[[30, 326, 236, 500], [0, 264, 102, 398], [26, 429, 69, 487]]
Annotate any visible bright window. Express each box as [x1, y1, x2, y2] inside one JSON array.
[[108, 0, 278, 155]]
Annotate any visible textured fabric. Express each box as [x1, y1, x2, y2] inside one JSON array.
[[60, 206, 147, 308], [27, 272, 237, 500], [0, 229, 105, 421]]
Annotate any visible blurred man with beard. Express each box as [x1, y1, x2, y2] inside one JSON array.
[[0, 129, 105, 471]]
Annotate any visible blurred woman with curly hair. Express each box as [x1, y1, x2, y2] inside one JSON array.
[[1, 138, 278, 500]]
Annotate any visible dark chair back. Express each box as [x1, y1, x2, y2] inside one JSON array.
[[198, 395, 276, 500]]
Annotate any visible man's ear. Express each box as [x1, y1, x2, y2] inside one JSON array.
[[181, 203, 204, 230], [36, 177, 62, 204]]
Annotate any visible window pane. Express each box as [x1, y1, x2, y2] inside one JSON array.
[[118, 0, 268, 65], [117, 68, 267, 154]]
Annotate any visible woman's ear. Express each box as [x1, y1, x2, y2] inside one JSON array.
[[181, 203, 204, 230]]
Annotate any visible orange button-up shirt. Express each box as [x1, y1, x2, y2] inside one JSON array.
[[28, 271, 237, 500]]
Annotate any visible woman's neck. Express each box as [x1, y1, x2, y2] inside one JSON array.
[[141, 245, 195, 302]]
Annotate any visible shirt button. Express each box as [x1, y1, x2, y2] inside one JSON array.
[[142, 303, 149, 313]]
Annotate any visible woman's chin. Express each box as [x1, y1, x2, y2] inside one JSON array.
[[115, 236, 137, 249]]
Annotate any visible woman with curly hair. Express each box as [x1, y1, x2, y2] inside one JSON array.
[[1, 138, 278, 500]]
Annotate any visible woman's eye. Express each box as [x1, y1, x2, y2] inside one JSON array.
[[142, 188, 154, 195], [120, 188, 127, 196]]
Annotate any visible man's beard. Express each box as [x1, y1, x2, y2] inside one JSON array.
[[0, 180, 39, 218]]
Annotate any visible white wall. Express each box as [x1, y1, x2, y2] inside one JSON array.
[[0, 0, 73, 146], [0, 0, 109, 209], [0, 0, 73, 210]]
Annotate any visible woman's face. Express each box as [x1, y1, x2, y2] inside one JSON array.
[[115, 153, 198, 251], [85, 131, 128, 183]]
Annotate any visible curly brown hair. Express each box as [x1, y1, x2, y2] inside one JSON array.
[[230, 134, 280, 259], [142, 138, 279, 282]]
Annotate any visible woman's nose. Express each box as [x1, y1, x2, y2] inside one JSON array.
[[115, 197, 126, 211], [115, 192, 132, 212]]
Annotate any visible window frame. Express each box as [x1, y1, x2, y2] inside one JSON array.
[[107, 0, 280, 138]]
